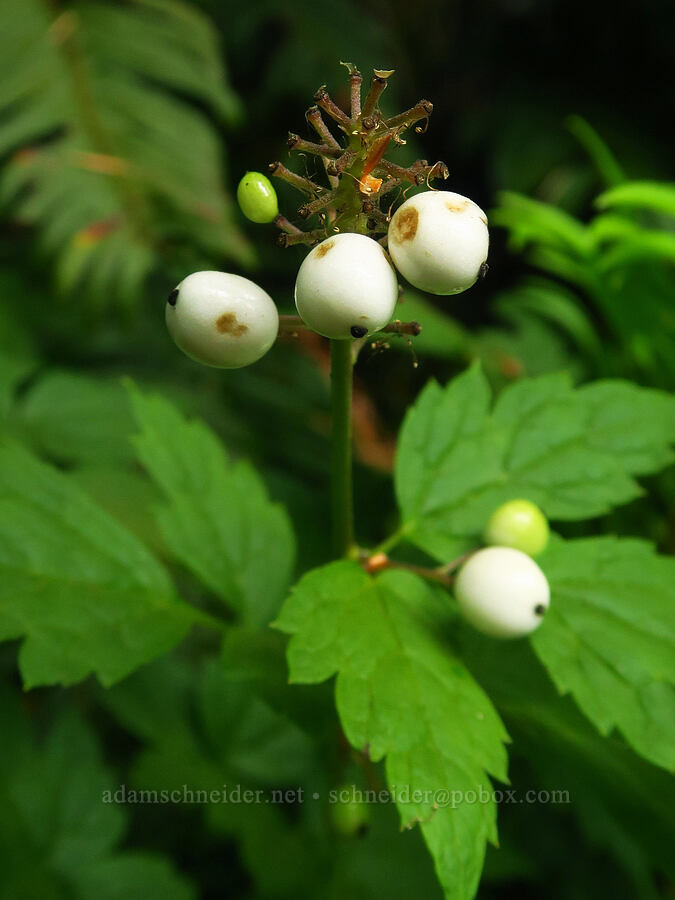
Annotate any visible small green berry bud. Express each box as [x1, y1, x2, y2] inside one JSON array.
[[483, 499, 549, 557], [330, 788, 370, 836], [237, 171, 279, 224]]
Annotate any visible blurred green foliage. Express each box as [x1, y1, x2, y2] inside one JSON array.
[[0, 0, 673, 898]]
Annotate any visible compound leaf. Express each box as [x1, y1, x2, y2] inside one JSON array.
[[0, 441, 194, 687], [129, 386, 295, 628], [0, 688, 195, 899], [395, 364, 675, 561], [275, 560, 509, 900], [533, 536, 675, 772]]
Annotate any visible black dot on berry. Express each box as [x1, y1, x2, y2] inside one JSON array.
[[167, 288, 179, 306], [351, 325, 368, 338], [534, 604, 546, 616]]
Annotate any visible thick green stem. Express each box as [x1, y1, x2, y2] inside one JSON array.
[[330, 339, 354, 558]]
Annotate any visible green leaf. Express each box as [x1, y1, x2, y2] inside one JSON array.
[[274, 560, 509, 900], [0, 441, 194, 687], [457, 636, 675, 891], [0, 299, 38, 420], [129, 385, 295, 627], [533, 536, 675, 771], [596, 180, 675, 218], [0, 688, 196, 899], [394, 365, 675, 561], [598, 229, 675, 270], [0, 0, 252, 308], [20, 372, 136, 464], [493, 280, 602, 359], [104, 654, 315, 790], [492, 191, 594, 257], [396, 290, 470, 359], [566, 116, 625, 187]]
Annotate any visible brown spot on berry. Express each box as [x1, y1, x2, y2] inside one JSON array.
[[315, 239, 336, 258], [446, 199, 468, 213], [393, 207, 418, 242], [534, 604, 546, 616], [216, 313, 248, 337]]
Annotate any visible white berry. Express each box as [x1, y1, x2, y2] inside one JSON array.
[[294, 233, 398, 339], [454, 547, 550, 639], [165, 271, 279, 369], [387, 190, 489, 295]]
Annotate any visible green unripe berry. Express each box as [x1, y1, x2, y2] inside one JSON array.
[[330, 789, 370, 837], [237, 171, 279, 223], [483, 499, 550, 557]]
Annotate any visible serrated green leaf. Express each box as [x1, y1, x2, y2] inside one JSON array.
[[394, 365, 675, 561], [0, 688, 196, 899], [533, 536, 675, 771], [0, 441, 194, 687], [457, 635, 675, 890], [20, 372, 136, 464], [103, 654, 316, 798], [275, 560, 509, 900], [576, 379, 675, 473], [129, 385, 295, 628]]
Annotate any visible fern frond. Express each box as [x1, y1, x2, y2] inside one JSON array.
[[0, 0, 252, 310]]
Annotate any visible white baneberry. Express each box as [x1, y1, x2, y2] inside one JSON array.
[[387, 190, 489, 295], [166, 271, 278, 369], [454, 546, 550, 639], [294, 233, 398, 339]]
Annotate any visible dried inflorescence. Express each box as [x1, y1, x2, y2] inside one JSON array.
[[270, 66, 449, 248]]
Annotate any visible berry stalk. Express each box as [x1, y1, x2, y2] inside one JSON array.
[[329, 338, 355, 558]]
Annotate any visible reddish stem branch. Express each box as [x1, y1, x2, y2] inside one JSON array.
[[385, 99, 433, 130], [361, 73, 389, 120], [287, 134, 342, 158], [326, 149, 358, 177], [305, 106, 341, 148], [350, 70, 362, 119], [378, 158, 427, 184], [314, 88, 351, 128], [269, 161, 323, 196], [383, 319, 422, 336], [299, 191, 338, 219], [362, 552, 455, 588], [276, 229, 325, 248], [273, 214, 302, 235]]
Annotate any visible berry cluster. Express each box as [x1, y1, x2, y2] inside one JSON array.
[[165, 66, 488, 367], [455, 499, 550, 639], [162, 69, 548, 644]]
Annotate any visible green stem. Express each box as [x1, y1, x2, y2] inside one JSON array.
[[372, 523, 411, 556], [330, 339, 354, 558]]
